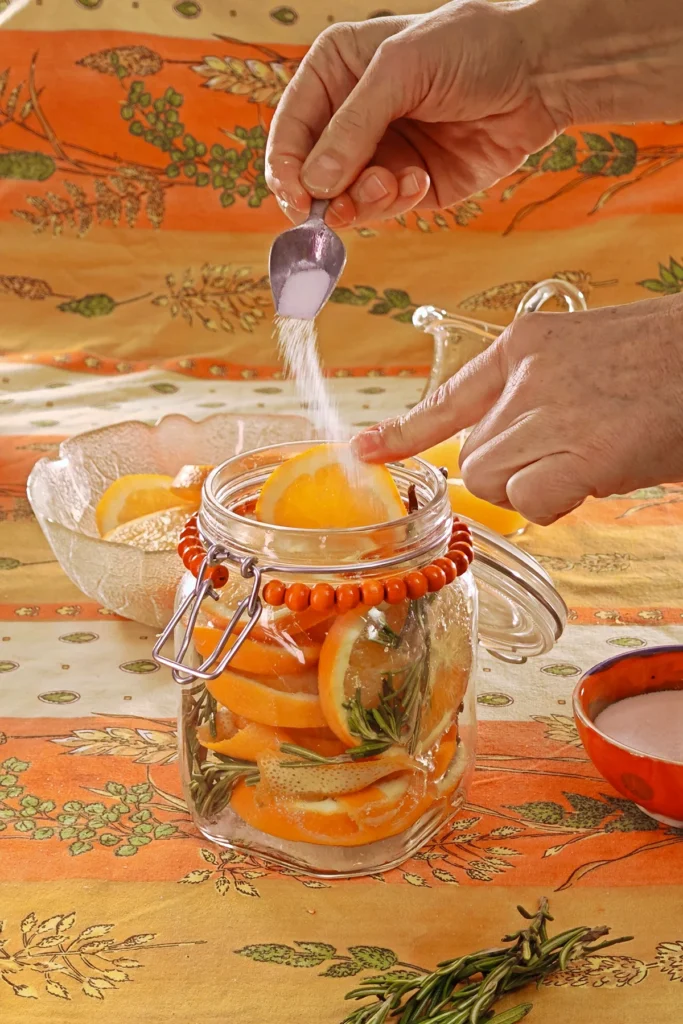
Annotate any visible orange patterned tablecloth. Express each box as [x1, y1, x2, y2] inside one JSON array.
[[1, 2, 683, 1022]]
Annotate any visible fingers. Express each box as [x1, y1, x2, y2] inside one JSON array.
[[266, 20, 407, 219], [505, 454, 594, 524], [326, 165, 431, 228], [301, 43, 410, 199], [351, 342, 506, 463]]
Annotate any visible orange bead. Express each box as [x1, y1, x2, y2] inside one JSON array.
[[310, 583, 336, 612], [182, 544, 204, 565], [450, 541, 474, 563], [210, 565, 229, 589], [434, 557, 457, 584], [188, 553, 205, 576], [385, 577, 408, 604], [404, 571, 428, 600], [447, 550, 470, 576], [450, 529, 472, 545], [361, 580, 386, 607], [263, 580, 286, 606], [285, 582, 310, 612], [423, 564, 447, 592], [336, 584, 360, 612]]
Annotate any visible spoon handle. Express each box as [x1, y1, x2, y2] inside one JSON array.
[[309, 198, 329, 221]]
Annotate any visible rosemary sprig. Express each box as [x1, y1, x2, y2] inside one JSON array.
[[342, 899, 633, 1024], [182, 683, 259, 820], [343, 600, 431, 751]]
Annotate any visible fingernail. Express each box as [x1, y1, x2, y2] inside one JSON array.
[[302, 152, 343, 192], [357, 173, 389, 204], [399, 172, 420, 197], [351, 428, 382, 459], [276, 195, 307, 224], [326, 206, 345, 228]]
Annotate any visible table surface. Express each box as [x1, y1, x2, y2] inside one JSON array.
[[1, 3, 683, 1022]]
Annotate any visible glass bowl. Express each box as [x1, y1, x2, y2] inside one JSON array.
[[26, 413, 311, 627]]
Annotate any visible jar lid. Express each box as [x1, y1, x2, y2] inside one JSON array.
[[469, 521, 567, 662]]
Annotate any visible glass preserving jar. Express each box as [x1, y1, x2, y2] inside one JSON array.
[[154, 442, 567, 877]]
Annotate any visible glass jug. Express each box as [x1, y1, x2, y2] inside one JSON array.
[[415, 278, 588, 401], [153, 442, 567, 878]]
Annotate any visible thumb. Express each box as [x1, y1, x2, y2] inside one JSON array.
[[301, 42, 409, 198], [352, 342, 506, 463]]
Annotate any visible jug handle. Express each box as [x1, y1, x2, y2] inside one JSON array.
[[515, 278, 587, 317]]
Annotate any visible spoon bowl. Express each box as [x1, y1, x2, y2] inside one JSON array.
[[269, 199, 347, 320]]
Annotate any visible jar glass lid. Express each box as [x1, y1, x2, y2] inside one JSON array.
[[468, 520, 567, 661]]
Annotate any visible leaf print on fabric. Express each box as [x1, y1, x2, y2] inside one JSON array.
[[52, 725, 177, 765], [638, 256, 683, 295], [0, 908, 203, 1000], [0, 757, 187, 853], [177, 847, 329, 898], [153, 264, 271, 333], [655, 941, 683, 982], [543, 954, 649, 988], [192, 51, 298, 108], [329, 285, 419, 325], [531, 714, 582, 748]]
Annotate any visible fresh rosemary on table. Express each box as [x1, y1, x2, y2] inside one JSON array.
[[341, 898, 632, 1024]]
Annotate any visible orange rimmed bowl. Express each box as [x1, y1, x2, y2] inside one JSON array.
[[574, 646, 683, 828]]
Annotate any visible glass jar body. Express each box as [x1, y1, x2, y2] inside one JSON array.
[[175, 563, 478, 878]]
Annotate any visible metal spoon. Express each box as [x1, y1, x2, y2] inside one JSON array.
[[269, 198, 347, 320]]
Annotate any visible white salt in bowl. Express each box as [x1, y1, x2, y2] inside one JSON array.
[[574, 646, 683, 827], [27, 413, 311, 628]]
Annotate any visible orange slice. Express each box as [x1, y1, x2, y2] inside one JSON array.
[[95, 473, 196, 536], [193, 625, 320, 677], [231, 773, 430, 847], [206, 607, 335, 647], [254, 443, 407, 529], [170, 463, 214, 502], [257, 746, 415, 799], [206, 670, 326, 729], [317, 606, 413, 747], [197, 711, 346, 761], [103, 505, 194, 551]]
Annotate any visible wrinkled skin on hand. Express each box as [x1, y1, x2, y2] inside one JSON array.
[[266, 1, 564, 228], [352, 295, 683, 525]]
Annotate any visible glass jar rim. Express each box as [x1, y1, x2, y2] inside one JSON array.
[[198, 440, 453, 575]]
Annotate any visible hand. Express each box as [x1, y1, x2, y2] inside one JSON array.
[[351, 296, 683, 525], [266, 0, 683, 229], [266, 0, 565, 228]]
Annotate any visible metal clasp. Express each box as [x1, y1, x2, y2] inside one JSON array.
[[152, 544, 263, 685]]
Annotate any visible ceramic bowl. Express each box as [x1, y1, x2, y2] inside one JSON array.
[[574, 646, 683, 827], [27, 413, 311, 628]]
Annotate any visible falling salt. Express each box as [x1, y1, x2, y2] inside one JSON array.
[[277, 268, 331, 321], [275, 314, 349, 443]]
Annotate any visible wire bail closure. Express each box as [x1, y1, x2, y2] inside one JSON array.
[[153, 544, 263, 685]]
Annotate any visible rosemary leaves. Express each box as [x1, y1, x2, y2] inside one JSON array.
[[183, 683, 258, 820], [341, 899, 633, 1024], [342, 600, 431, 754]]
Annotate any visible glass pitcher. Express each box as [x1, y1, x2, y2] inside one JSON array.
[[153, 442, 567, 878], [415, 278, 588, 401]]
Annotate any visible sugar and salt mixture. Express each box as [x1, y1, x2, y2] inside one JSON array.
[[594, 690, 683, 762]]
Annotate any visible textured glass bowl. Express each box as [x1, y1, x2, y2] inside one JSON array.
[[27, 413, 312, 627]]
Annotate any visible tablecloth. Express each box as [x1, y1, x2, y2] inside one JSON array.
[[1, 2, 683, 1022]]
